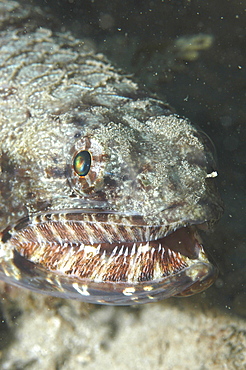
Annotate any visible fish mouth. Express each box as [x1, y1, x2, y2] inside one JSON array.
[[1, 210, 218, 304]]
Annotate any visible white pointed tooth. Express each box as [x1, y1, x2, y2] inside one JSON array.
[[124, 247, 129, 257], [131, 243, 136, 256], [78, 243, 85, 252], [118, 245, 124, 256], [96, 244, 101, 254], [100, 250, 106, 260], [111, 246, 118, 257], [136, 243, 142, 257]]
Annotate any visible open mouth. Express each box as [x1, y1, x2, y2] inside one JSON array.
[[1, 211, 218, 304]]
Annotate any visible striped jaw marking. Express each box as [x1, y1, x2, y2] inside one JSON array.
[[1, 211, 218, 305]]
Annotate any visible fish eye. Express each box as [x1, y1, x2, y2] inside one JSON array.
[[68, 136, 107, 195], [73, 150, 91, 177]]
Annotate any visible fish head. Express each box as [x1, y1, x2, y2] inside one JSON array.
[[1, 101, 223, 304]]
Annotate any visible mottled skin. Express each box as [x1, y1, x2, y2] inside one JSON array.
[[0, 1, 223, 304]]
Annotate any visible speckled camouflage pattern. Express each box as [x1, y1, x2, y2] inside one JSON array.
[[0, 1, 223, 304]]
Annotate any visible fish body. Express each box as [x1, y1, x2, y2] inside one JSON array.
[[0, 1, 223, 304]]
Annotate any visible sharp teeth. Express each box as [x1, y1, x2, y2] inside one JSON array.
[[118, 245, 124, 256], [96, 244, 101, 254], [131, 243, 136, 256], [78, 243, 85, 252], [100, 250, 106, 260], [124, 247, 129, 257], [111, 246, 118, 257], [151, 247, 155, 256]]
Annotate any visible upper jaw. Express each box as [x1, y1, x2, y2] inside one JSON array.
[[8, 207, 210, 245]]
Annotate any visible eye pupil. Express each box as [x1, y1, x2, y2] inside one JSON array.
[[73, 151, 91, 177]]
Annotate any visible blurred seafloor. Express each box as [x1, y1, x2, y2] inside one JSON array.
[[0, 1, 245, 369]]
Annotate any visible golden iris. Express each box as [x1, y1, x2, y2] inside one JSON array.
[[73, 150, 91, 176]]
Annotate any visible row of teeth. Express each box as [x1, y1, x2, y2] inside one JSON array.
[[14, 239, 183, 260], [44, 239, 183, 257]]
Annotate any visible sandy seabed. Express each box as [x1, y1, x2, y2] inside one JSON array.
[[0, 284, 245, 370]]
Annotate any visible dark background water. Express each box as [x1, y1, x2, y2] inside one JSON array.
[[36, 0, 245, 316], [1, 2, 246, 368]]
